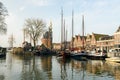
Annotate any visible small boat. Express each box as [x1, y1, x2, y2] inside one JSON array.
[[70, 15, 87, 61], [57, 50, 70, 59], [70, 50, 88, 61], [87, 50, 107, 60], [106, 48, 120, 62], [0, 52, 6, 58], [0, 47, 6, 58]]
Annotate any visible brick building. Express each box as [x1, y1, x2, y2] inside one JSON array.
[[53, 26, 119, 52], [71, 35, 86, 50], [114, 26, 120, 48], [41, 22, 53, 49], [72, 32, 114, 52]]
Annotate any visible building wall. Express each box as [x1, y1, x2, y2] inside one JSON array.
[[53, 43, 61, 50], [73, 35, 82, 49], [41, 30, 52, 49], [86, 34, 91, 50], [97, 39, 114, 52], [114, 32, 120, 48], [53, 27, 119, 51], [91, 33, 97, 46]]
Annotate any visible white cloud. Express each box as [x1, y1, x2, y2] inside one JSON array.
[[5, 13, 23, 47], [19, 6, 25, 11], [66, 1, 73, 6], [95, 1, 108, 7], [6, 13, 19, 33], [27, 0, 50, 6]]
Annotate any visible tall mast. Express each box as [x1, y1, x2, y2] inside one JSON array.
[[23, 28, 25, 42], [61, 8, 63, 50], [66, 28, 67, 50], [72, 9, 74, 49], [63, 19, 65, 50], [82, 15, 84, 49]]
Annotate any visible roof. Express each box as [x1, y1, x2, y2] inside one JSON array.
[[75, 35, 78, 39], [100, 36, 114, 40], [72, 37, 75, 41], [92, 33, 108, 41], [116, 26, 120, 32], [74, 35, 87, 40], [80, 36, 87, 40]]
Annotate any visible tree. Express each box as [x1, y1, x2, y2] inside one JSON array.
[[24, 18, 46, 47], [0, 2, 8, 34]]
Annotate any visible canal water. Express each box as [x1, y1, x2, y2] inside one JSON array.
[[0, 52, 120, 80]]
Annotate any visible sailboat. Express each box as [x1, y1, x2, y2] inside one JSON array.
[[70, 14, 87, 61], [57, 8, 70, 59]]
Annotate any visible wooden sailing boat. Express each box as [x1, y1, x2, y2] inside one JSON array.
[[70, 14, 87, 60], [57, 8, 70, 59]]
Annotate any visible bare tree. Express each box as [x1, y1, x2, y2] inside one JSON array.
[[0, 2, 8, 34], [24, 18, 46, 47]]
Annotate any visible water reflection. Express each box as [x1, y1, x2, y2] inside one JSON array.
[[87, 60, 106, 75], [0, 56, 6, 80], [57, 57, 71, 80], [0, 52, 120, 80], [105, 61, 120, 80], [40, 56, 52, 80]]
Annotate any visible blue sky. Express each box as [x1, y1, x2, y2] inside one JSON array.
[[0, 0, 120, 47]]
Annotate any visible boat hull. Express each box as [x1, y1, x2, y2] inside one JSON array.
[[87, 55, 106, 60], [70, 52, 87, 61]]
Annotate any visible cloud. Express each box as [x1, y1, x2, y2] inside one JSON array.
[[19, 6, 25, 11], [94, 1, 108, 7], [66, 1, 73, 6], [5, 12, 23, 47], [6, 13, 19, 31], [27, 0, 51, 6]]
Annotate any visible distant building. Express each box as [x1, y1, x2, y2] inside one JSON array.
[[86, 34, 92, 50], [53, 43, 61, 50], [114, 26, 120, 48], [85, 33, 114, 52], [97, 35, 114, 52], [71, 35, 86, 50], [41, 21, 53, 49], [53, 26, 119, 52], [72, 32, 114, 52], [91, 33, 108, 48]]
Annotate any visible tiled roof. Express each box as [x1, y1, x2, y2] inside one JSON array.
[[93, 33, 108, 41], [80, 36, 87, 40], [100, 36, 114, 40], [75, 35, 78, 39], [116, 26, 120, 32], [72, 37, 75, 41]]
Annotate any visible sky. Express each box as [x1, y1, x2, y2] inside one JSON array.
[[0, 0, 120, 47]]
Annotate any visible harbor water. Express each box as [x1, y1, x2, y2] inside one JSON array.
[[0, 52, 120, 80]]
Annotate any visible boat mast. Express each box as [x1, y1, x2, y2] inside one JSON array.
[[64, 19, 66, 51], [82, 15, 84, 50], [72, 10, 74, 49], [61, 8, 63, 50], [23, 28, 26, 42], [66, 28, 67, 50]]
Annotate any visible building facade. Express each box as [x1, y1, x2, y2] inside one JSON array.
[[41, 22, 53, 49], [71, 35, 86, 50], [53, 26, 119, 52], [114, 26, 120, 48], [72, 32, 114, 52]]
